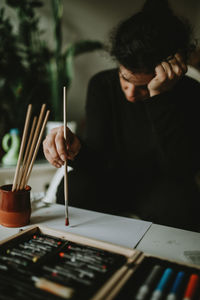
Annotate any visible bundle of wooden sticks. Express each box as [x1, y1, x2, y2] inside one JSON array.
[[12, 104, 50, 191]]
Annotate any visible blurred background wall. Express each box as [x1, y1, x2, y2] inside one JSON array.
[[1, 0, 200, 128], [39, 0, 200, 126]]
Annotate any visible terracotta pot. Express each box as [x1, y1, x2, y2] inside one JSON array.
[[0, 184, 31, 227]]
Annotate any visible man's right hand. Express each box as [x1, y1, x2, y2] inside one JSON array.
[[43, 126, 81, 168]]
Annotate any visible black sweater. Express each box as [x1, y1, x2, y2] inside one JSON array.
[[70, 68, 200, 182]]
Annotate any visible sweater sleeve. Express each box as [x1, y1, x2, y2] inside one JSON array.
[[144, 77, 200, 177]]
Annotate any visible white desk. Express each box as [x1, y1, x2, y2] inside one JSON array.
[[0, 204, 151, 249], [0, 204, 200, 267], [136, 223, 200, 265]]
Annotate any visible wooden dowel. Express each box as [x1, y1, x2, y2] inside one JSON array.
[[18, 116, 37, 188], [19, 104, 46, 190], [22, 116, 37, 168], [63, 86, 69, 226], [24, 110, 50, 187], [12, 104, 32, 191]]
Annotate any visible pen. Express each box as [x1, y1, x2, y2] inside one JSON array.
[[0, 263, 8, 271], [0, 255, 28, 266], [19, 242, 47, 254], [16, 247, 46, 257], [150, 267, 174, 300], [135, 264, 163, 300], [183, 273, 199, 300], [6, 248, 35, 261], [166, 271, 185, 300], [32, 234, 62, 245], [29, 239, 53, 250], [43, 262, 95, 281], [59, 252, 108, 272], [43, 265, 92, 286]]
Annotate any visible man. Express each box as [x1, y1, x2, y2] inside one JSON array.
[[43, 0, 200, 231]]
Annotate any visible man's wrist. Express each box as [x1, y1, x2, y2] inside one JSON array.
[[149, 90, 161, 97]]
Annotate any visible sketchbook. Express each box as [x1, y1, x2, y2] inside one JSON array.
[[29, 204, 152, 249]]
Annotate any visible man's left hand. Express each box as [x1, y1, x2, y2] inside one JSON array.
[[148, 53, 188, 97]]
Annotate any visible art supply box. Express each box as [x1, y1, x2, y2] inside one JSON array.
[[0, 225, 199, 300]]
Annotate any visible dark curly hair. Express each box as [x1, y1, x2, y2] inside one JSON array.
[[110, 0, 196, 73]]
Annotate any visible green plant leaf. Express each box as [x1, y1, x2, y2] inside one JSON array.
[[64, 40, 104, 86], [0, 0, 104, 129]]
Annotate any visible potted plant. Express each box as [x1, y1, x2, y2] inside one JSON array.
[[0, 0, 103, 159]]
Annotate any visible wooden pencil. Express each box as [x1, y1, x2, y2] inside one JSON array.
[[19, 104, 46, 190], [18, 116, 37, 189], [24, 110, 50, 187], [12, 104, 32, 191], [12, 103, 50, 193]]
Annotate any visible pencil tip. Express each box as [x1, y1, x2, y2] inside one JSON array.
[[65, 218, 69, 226]]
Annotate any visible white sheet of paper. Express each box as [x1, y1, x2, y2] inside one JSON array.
[[30, 204, 152, 249]]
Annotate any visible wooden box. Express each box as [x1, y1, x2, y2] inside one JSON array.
[[0, 225, 200, 300]]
